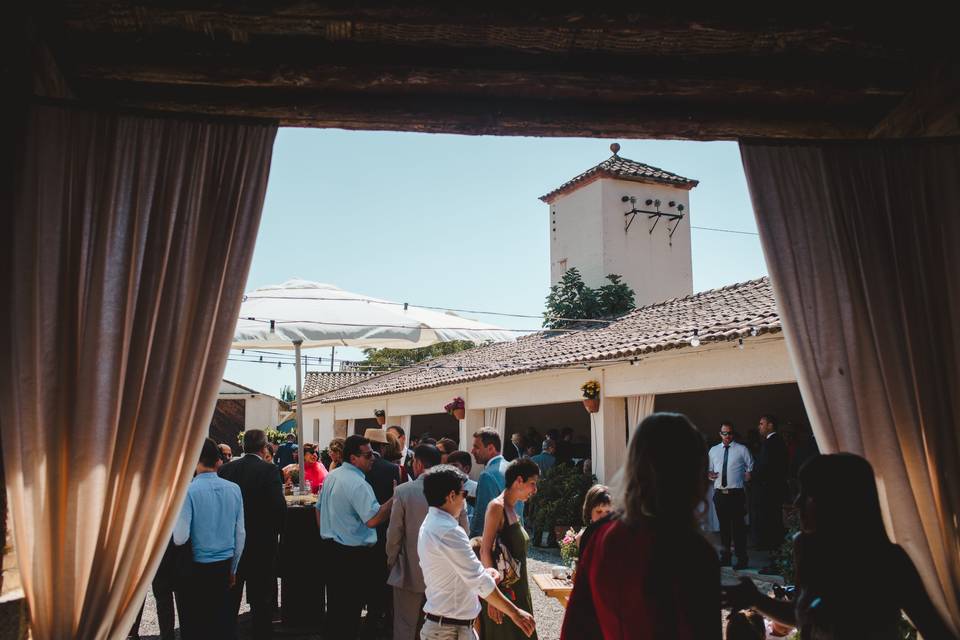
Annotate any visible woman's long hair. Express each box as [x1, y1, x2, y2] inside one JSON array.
[[621, 412, 708, 529], [798, 453, 891, 551]]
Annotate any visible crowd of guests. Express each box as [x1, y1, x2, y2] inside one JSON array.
[[130, 414, 958, 640]]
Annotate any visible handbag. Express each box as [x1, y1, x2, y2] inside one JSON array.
[[490, 517, 522, 589]]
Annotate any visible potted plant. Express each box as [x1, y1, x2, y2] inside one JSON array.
[[528, 464, 596, 546], [581, 380, 601, 413], [374, 409, 386, 426], [444, 397, 466, 420]]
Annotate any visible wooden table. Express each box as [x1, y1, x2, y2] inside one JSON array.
[[532, 573, 573, 608]]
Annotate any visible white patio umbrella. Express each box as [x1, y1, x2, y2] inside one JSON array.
[[231, 279, 515, 489]]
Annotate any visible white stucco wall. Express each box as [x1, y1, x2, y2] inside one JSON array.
[[217, 392, 281, 431], [548, 177, 694, 308], [549, 180, 605, 287]]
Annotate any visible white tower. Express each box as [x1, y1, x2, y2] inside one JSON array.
[[540, 143, 698, 308]]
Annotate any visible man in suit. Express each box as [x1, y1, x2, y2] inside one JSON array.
[[218, 429, 287, 639], [503, 432, 525, 462], [363, 428, 403, 637], [386, 445, 470, 640], [752, 414, 789, 574], [470, 427, 522, 537], [387, 425, 414, 478]]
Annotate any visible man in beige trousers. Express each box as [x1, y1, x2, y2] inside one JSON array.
[[386, 444, 469, 640]]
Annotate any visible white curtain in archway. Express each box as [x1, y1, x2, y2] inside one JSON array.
[[484, 407, 507, 445], [626, 394, 656, 442]]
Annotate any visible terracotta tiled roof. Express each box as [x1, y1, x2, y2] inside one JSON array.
[[318, 277, 779, 403], [540, 153, 698, 203], [303, 371, 379, 400]]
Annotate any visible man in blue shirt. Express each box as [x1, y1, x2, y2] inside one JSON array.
[[530, 438, 557, 475], [174, 437, 245, 640], [316, 435, 394, 638], [469, 427, 523, 538]]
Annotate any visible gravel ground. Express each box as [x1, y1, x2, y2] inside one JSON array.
[[133, 547, 569, 640]]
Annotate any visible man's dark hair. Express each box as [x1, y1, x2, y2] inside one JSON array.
[[343, 435, 370, 462], [446, 450, 472, 471], [420, 437, 437, 446], [423, 465, 467, 507], [473, 427, 501, 452], [243, 429, 268, 454], [505, 458, 540, 487], [199, 437, 221, 468], [414, 444, 442, 469], [387, 425, 405, 439], [760, 414, 778, 429], [720, 421, 736, 433]]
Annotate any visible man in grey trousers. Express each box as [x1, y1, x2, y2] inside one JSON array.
[[386, 444, 469, 640]]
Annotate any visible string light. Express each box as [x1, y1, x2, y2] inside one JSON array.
[[689, 329, 700, 348], [738, 337, 744, 350]]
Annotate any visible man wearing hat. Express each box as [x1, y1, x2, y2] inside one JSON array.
[[363, 428, 404, 636]]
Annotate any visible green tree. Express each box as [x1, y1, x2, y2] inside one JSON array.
[[362, 340, 477, 370], [597, 274, 636, 317], [280, 385, 296, 403], [544, 268, 635, 329]]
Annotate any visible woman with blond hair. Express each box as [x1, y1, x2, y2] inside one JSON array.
[[561, 412, 720, 639]]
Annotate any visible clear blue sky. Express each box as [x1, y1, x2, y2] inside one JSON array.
[[224, 129, 767, 398]]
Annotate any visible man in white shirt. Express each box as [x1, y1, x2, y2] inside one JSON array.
[[708, 421, 754, 570], [418, 465, 536, 640]]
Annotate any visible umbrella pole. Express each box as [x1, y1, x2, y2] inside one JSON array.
[[294, 340, 305, 493]]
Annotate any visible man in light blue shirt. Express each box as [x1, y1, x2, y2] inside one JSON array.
[[315, 434, 393, 638], [469, 427, 523, 537], [173, 437, 245, 639]]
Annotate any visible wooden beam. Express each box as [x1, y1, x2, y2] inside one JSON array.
[[76, 79, 876, 140], [871, 65, 960, 138]]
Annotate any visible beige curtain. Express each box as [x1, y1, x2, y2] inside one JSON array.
[[740, 139, 960, 633], [484, 407, 507, 443], [626, 394, 656, 442], [0, 104, 276, 639]]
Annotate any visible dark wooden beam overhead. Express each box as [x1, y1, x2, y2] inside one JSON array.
[[34, 3, 960, 139]]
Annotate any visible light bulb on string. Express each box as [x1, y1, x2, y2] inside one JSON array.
[[269, 320, 275, 334], [689, 329, 701, 348], [277, 361, 281, 369], [738, 337, 744, 350]]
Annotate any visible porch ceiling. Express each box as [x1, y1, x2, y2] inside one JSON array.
[[34, 5, 960, 139]]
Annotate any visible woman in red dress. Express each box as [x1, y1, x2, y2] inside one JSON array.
[[561, 412, 721, 640]]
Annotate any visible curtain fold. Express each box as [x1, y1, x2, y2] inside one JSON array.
[[740, 139, 960, 633], [626, 394, 656, 442], [0, 104, 277, 639], [483, 408, 507, 443]]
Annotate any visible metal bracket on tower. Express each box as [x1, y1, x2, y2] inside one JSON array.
[[622, 196, 686, 245]]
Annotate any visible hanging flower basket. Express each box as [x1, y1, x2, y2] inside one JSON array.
[[444, 397, 466, 420], [581, 380, 601, 413], [374, 409, 386, 425]]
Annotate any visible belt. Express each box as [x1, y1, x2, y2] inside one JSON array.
[[717, 488, 744, 494], [425, 613, 475, 627]]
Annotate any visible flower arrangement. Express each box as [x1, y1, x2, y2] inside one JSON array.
[[580, 380, 601, 400], [444, 397, 465, 416], [559, 527, 582, 566]]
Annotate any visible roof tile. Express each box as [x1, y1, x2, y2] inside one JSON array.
[[319, 277, 779, 403]]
